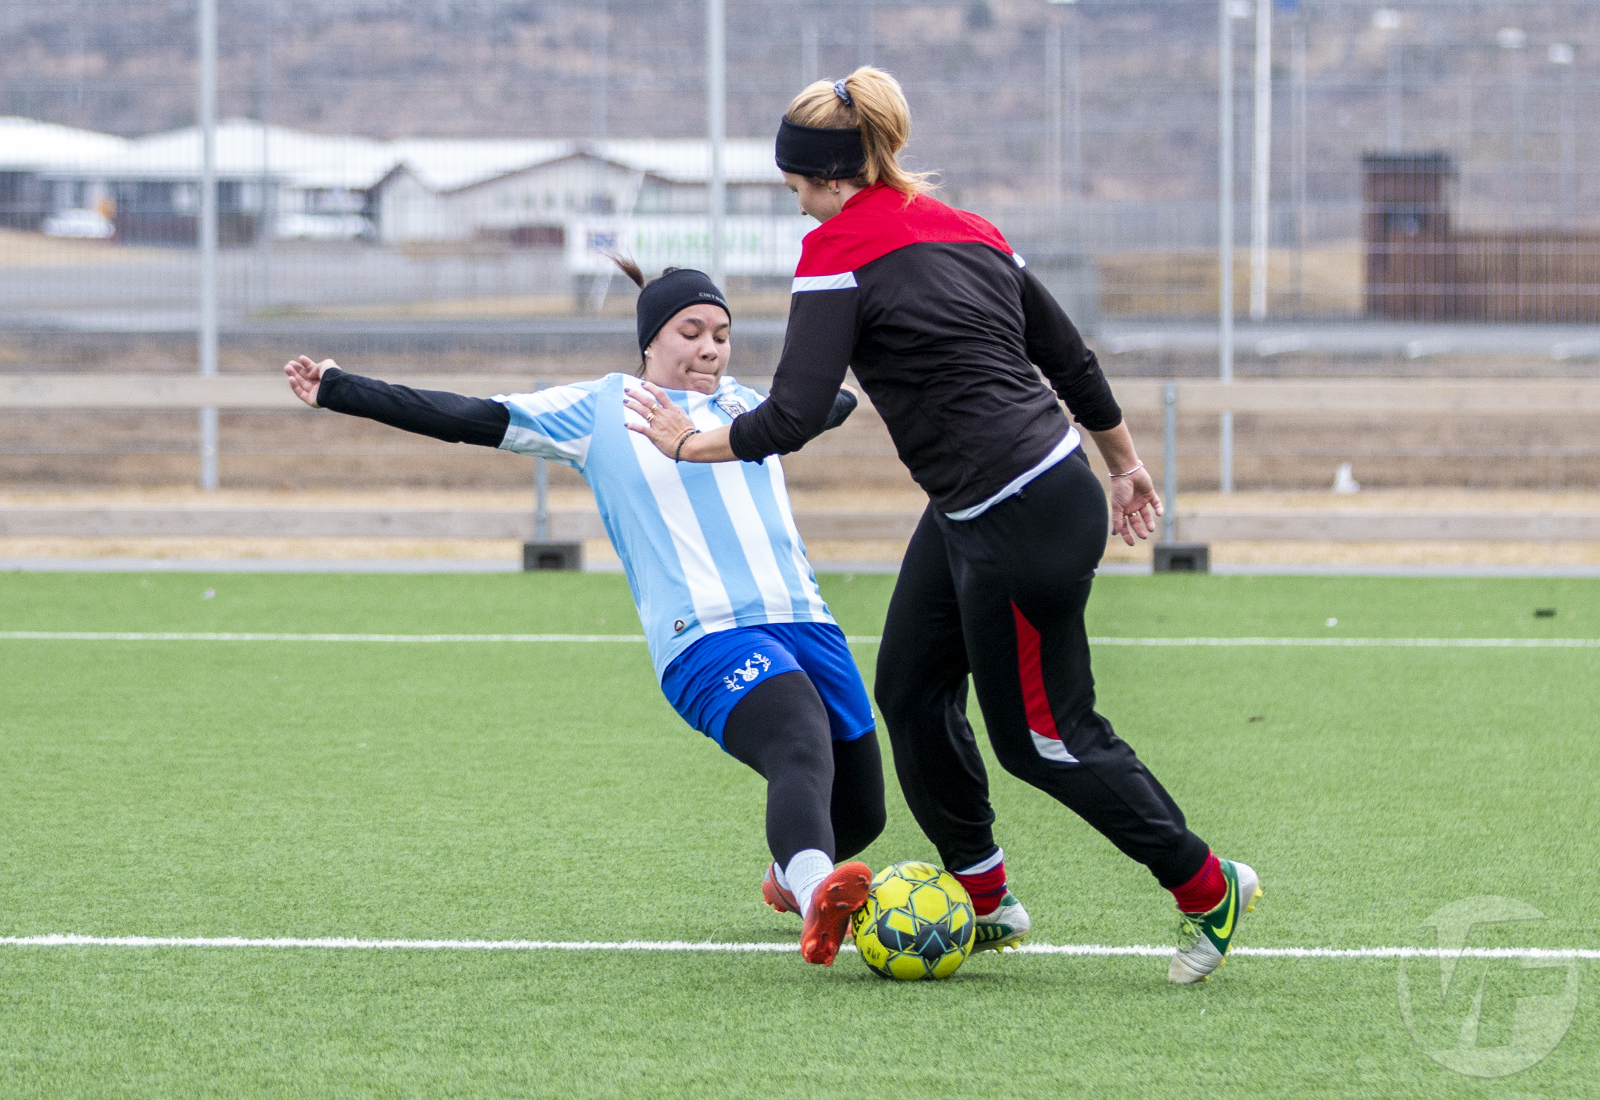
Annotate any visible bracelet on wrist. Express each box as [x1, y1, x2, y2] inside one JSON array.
[[1109, 461, 1145, 479], [673, 428, 702, 462]]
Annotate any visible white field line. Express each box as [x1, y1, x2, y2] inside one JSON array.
[[3, 632, 1600, 649], [0, 632, 651, 643], [0, 935, 1596, 960]]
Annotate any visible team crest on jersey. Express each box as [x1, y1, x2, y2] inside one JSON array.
[[715, 394, 748, 418], [723, 652, 772, 691], [673, 619, 687, 633]]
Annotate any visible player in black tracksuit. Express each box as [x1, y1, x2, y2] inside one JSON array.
[[630, 68, 1260, 982]]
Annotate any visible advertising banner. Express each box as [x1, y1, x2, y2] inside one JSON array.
[[565, 215, 813, 277]]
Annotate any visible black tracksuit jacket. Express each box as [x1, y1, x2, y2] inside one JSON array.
[[727, 182, 1122, 514]]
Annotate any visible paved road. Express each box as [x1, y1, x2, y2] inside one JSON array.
[[3, 245, 1594, 366], [0, 245, 570, 330], [1097, 320, 1600, 361], [7, 309, 1592, 356]]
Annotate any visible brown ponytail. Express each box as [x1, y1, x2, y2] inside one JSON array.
[[784, 66, 936, 198], [607, 252, 646, 289], [604, 254, 649, 372]]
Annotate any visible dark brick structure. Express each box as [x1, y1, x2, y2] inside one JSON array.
[[1364, 152, 1600, 322]]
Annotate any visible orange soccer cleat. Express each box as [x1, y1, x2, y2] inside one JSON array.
[[799, 861, 872, 966], [762, 861, 801, 915]]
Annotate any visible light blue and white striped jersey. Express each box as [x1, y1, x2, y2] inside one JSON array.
[[495, 373, 836, 679]]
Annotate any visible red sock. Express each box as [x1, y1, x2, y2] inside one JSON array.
[[952, 862, 1008, 917], [1170, 851, 1226, 915]]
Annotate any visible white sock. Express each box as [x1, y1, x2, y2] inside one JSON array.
[[784, 849, 834, 916], [955, 847, 1005, 876], [771, 861, 791, 891]]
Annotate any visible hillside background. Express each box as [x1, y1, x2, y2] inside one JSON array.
[[4, 0, 1597, 214]]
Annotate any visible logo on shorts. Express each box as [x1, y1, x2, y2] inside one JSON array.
[[715, 394, 748, 418], [674, 619, 687, 633], [723, 652, 772, 691]]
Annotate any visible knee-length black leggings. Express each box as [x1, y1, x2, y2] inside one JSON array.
[[721, 671, 887, 869], [873, 448, 1210, 889]]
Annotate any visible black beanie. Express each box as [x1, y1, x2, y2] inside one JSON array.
[[636, 268, 731, 355]]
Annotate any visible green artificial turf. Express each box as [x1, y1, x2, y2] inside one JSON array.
[[1, 572, 1596, 1098]]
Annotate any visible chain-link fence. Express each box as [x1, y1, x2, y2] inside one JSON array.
[[2, 0, 1598, 499]]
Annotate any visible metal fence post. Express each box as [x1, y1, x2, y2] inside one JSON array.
[[1162, 381, 1177, 544], [1218, 0, 1236, 495], [197, 0, 219, 491], [534, 457, 550, 542], [534, 379, 550, 541], [1154, 380, 1209, 572], [523, 380, 582, 571], [706, 0, 726, 286]]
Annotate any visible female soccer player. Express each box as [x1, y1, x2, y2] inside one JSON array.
[[283, 263, 881, 967], [629, 70, 1261, 983]]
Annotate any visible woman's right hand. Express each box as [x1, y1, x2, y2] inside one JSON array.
[[1108, 465, 1163, 545], [284, 355, 336, 408]]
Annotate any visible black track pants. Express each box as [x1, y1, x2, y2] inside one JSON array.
[[722, 671, 887, 868], [874, 449, 1210, 889]]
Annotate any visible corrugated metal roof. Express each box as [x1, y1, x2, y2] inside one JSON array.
[[67, 120, 396, 189], [386, 138, 578, 191], [588, 139, 783, 186], [16, 118, 783, 191], [0, 117, 131, 171]]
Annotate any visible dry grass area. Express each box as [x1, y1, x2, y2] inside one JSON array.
[[1206, 540, 1600, 566], [1098, 244, 1364, 318], [0, 228, 168, 267], [1177, 489, 1600, 513], [0, 487, 917, 511], [0, 488, 571, 509], [10, 532, 1597, 567], [0, 537, 527, 561], [5, 487, 1600, 567]]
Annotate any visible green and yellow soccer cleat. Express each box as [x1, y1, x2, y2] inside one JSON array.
[[970, 890, 1031, 953], [1168, 859, 1262, 984]]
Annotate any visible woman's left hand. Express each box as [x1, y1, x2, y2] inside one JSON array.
[[1109, 466, 1163, 545], [624, 381, 698, 458]]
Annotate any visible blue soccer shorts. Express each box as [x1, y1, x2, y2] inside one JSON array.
[[660, 621, 876, 748]]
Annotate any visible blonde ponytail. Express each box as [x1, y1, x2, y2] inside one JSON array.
[[784, 67, 936, 197]]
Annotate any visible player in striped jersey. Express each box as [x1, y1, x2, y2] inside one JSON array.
[[282, 263, 880, 966]]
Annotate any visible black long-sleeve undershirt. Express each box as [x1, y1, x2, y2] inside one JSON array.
[[315, 367, 857, 448], [318, 368, 510, 446]]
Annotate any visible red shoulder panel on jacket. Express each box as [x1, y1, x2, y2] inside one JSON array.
[[795, 183, 1013, 277]]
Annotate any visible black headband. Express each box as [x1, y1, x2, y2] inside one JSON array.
[[774, 116, 866, 180], [636, 268, 730, 356]]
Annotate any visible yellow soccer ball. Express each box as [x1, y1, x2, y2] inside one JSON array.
[[850, 861, 976, 981]]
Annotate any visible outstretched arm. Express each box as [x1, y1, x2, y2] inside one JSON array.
[[284, 355, 509, 447], [725, 289, 860, 460]]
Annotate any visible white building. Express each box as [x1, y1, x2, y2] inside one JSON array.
[[372, 138, 793, 245], [0, 117, 129, 229], [10, 117, 794, 250]]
